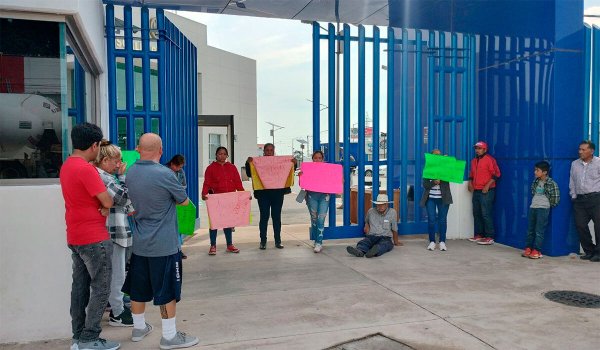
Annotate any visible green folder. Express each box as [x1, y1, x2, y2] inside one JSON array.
[[177, 201, 197, 236], [423, 153, 466, 184], [121, 150, 140, 172]]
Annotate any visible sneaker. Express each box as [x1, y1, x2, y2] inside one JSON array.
[[346, 246, 364, 257], [477, 237, 495, 245], [208, 245, 216, 255], [439, 242, 447, 251], [259, 242, 266, 250], [275, 243, 285, 249], [109, 308, 133, 327], [427, 242, 436, 251], [468, 235, 484, 242], [159, 331, 200, 349], [529, 249, 542, 259], [365, 246, 379, 258], [78, 338, 120, 350], [71, 339, 79, 350], [521, 247, 532, 257], [226, 245, 240, 253], [132, 323, 154, 342], [314, 243, 322, 253]]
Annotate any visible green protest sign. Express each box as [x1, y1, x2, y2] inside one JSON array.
[[423, 153, 466, 184], [121, 150, 140, 172], [177, 201, 197, 236]]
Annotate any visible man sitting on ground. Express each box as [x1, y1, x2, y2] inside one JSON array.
[[346, 194, 401, 258]]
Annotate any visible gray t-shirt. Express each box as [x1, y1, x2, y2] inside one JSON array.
[[126, 160, 188, 257], [530, 180, 550, 209], [365, 207, 398, 237]]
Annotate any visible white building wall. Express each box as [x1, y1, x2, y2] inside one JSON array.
[[0, 0, 107, 344], [166, 12, 257, 178]]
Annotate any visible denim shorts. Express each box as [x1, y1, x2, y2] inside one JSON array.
[[122, 252, 182, 305]]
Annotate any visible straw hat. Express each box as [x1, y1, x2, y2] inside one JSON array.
[[372, 194, 392, 204]]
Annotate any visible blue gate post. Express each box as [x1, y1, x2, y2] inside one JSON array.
[[592, 25, 600, 145], [327, 23, 337, 230], [357, 25, 366, 231], [372, 27, 381, 203], [414, 30, 423, 223], [312, 22, 320, 159], [386, 27, 395, 208], [342, 24, 351, 227]]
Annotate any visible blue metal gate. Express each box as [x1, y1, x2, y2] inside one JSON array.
[[312, 23, 476, 238], [584, 24, 600, 146], [105, 4, 199, 211]]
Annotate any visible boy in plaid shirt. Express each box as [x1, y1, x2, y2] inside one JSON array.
[[94, 140, 135, 326], [522, 161, 560, 259]]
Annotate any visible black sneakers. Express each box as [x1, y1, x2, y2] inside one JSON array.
[[109, 308, 133, 327]]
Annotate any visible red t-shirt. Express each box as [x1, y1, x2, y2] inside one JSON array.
[[60, 156, 109, 245]]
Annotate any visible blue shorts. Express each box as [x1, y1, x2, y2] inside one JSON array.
[[122, 252, 182, 305]]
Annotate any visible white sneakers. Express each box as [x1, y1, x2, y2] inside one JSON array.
[[314, 243, 322, 253], [427, 241, 447, 251]]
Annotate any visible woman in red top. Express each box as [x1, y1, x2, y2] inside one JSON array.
[[202, 146, 245, 255]]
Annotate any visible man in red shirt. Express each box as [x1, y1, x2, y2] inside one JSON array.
[[468, 141, 501, 245], [59, 123, 120, 350]]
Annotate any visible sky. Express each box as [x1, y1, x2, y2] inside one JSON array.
[[180, 0, 600, 156]]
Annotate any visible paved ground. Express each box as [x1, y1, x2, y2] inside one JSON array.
[[5, 222, 600, 350]]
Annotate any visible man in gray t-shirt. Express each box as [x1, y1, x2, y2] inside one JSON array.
[[122, 133, 199, 349], [127, 159, 187, 257], [347, 194, 401, 258]]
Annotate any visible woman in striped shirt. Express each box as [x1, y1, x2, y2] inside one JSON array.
[[419, 149, 453, 251]]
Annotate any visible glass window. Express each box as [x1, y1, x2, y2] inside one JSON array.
[[0, 18, 66, 180], [134, 118, 144, 146], [133, 57, 143, 111], [116, 57, 126, 110], [150, 58, 159, 111], [117, 117, 127, 149], [151, 118, 160, 134], [208, 133, 222, 159]]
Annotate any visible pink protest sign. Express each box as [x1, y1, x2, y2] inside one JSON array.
[[252, 156, 294, 189], [206, 191, 252, 230], [299, 162, 343, 194]]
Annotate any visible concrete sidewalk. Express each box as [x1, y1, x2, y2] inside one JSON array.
[[7, 225, 600, 349]]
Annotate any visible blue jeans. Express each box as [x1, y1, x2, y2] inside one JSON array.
[[209, 228, 233, 246], [426, 198, 450, 243], [526, 208, 550, 251], [356, 235, 394, 257], [472, 189, 495, 238], [68, 239, 113, 342], [306, 192, 329, 244]]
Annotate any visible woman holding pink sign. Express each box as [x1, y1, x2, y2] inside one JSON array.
[[299, 150, 331, 253], [202, 147, 244, 255]]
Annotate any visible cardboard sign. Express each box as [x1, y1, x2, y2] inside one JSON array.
[[299, 162, 343, 194], [176, 201, 197, 236], [206, 191, 252, 230], [251, 156, 294, 189], [422, 153, 466, 184]]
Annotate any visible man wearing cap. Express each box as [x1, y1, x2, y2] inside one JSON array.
[[569, 140, 600, 262], [468, 141, 501, 245], [346, 194, 401, 258]]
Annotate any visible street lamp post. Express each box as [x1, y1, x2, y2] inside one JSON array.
[[266, 121, 284, 145]]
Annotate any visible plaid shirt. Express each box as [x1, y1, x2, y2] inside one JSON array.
[[531, 176, 560, 208], [97, 168, 134, 247]]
